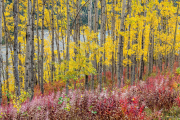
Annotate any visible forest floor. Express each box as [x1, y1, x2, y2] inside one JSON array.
[[0, 63, 180, 119]]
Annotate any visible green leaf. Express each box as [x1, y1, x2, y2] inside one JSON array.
[[58, 102, 63, 104], [91, 111, 97, 114], [37, 106, 41, 110], [59, 97, 63, 101]]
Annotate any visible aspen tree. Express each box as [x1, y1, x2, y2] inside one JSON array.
[[117, 0, 126, 88], [2, 0, 9, 104], [126, 0, 131, 80], [91, 0, 98, 91], [0, 0, 2, 105], [158, 24, 163, 72], [131, 35, 136, 85], [171, 3, 179, 72], [148, 22, 154, 75], [163, 13, 168, 70], [30, 0, 36, 101], [25, 0, 32, 92], [99, 0, 105, 92], [37, 0, 40, 86], [76, 0, 80, 79], [19, 40, 23, 87], [111, 0, 115, 88], [2, 0, 9, 103], [14, 0, 21, 97], [139, 0, 145, 80], [17, 0, 23, 89], [51, 0, 55, 82], [55, 0, 61, 74], [103, 0, 106, 84], [85, 0, 92, 90], [74, 0, 79, 89], [66, 0, 70, 95], [60, 2, 65, 75], [77, 1, 80, 44], [41, 0, 45, 95]]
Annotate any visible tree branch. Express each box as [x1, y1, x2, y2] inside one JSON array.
[[70, 0, 90, 34]]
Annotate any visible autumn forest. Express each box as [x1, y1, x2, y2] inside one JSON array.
[[0, 0, 180, 119]]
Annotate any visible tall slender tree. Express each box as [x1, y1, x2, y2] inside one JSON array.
[[117, 0, 126, 88], [66, 0, 70, 95], [25, 0, 32, 92], [0, 0, 2, 105], [91, 0, 98, 91], [56, 0, 61, 75], [171, 3, 179, 72], [139, 0, 145, 80], [103, 0, 107, 84], [2, 0, 9, 104], [99, 0, 105, 92], [30, 0, 36, 101], [51, 0, 55, 82], [14, 0, 21, 97], [148, 22, 154, 75], [41, 0, 45, 94], [111, 0, 115, 88], [85, 0, 92, 90], [37, 0, 40, 86], [126, 0, 131, 81]]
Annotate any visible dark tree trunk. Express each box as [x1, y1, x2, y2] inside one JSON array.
[[14, 0, 21, 97], [41, 0, 45, 95]]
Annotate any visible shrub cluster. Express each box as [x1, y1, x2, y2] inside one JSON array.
[[0, 75, 179, 119]]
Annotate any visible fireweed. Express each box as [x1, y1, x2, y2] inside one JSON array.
[[0, 75, 178, 119]]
